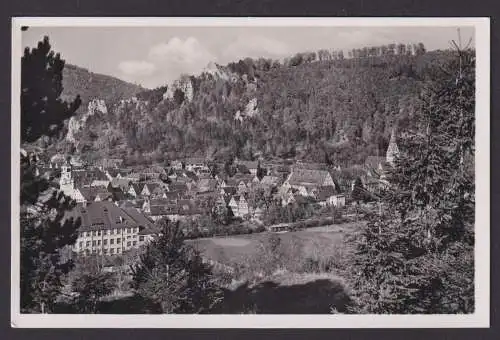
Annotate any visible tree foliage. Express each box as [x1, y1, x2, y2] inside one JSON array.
[[21, 36, 82, 143], [69, 255, 117, 313], [348, 47, 475, 314], [130, 219, 223, 313], [20, 36, 81, 313]]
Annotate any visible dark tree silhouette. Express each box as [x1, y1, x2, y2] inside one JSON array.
[[20, 36, 81, 313], [131, 219, 223, 313], [21, 36, 81, 143]]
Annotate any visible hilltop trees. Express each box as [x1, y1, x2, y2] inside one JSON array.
[[65, 41, 439, 167], [20, 36, 82, 313], [349, 46, 475, 313]]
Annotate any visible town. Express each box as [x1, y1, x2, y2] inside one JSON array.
[[22, 129, 399, 258]]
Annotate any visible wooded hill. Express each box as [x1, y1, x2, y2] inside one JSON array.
[[61, 64, 144, 114], [57, 45, 461, 168]]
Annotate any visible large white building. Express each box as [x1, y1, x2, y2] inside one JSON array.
[[65, 201, 156, 256]]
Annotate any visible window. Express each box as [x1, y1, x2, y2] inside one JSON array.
[[127, 241, 131, 247], [97, 230, 102, 236], [103, 249, 108, 254], [103, 239, 107, 245], [139, 236, 144, 242], [92, 231, 97, 236], [133, 241, 137, 246], [110, 248, 115, 254], [126, 228, 130, 234], [92, 241, 96, 246], [86, 241, 90, 247], [92, 249, 96, 254], [127, 236, 131, 240], [97, 240, 101, 246], [117, 238, 121, 244], [79, 241, 83, 248], [110, 239, 114, 245], [117, 248, 121, 253]]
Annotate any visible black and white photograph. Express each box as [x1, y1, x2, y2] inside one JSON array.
[[11, 17, 490, 328]]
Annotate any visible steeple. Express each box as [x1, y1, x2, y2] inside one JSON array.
[[386, 128, 399, 166]]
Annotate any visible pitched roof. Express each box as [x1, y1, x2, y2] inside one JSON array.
[[197, 178, 217, 192], [110, 178, 132, 191], [288, 169, 332, 187], [260, 175, 279, 186], [65, 201, 153, 232], [72, 169, 108, 186], [95, 192, 113, 201], [238, 160, 259, 169], [365, 156, 387, 169], [131, 183, 145, 194], [168, 182, 188, 192], [78, 186, 109, 201], [184, 157, 206, 164], [315, 185, 337, 201], [222, 186, 237, 196], [106, 168, 120, 178]]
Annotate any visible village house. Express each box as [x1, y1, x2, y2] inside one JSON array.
[[225, 174, 255, 194], [284, 168, 336, 194], [259, 175, 280, 188], [236, 160, 259, 175], [109, 178, 132, 194], [66, 201, 155, 256], [128, 183, 145, 198], [228, 195, 250, 218], [141, 182, 166, 197], [196, 178, 218, 193], [315, 186, 346, 207], [171, 160, 183, 170], [140, 166, 167, 181], [165, 199, 203, 222], [183, 157, 208, 172]]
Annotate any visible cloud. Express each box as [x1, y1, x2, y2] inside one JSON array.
[[118, 60, 156, 76], [222, 35, 290, 62], [147, 37, 216, 82]]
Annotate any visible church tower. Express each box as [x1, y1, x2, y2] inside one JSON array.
[[386, 129, 399, 167], [59, 162, 74, 196]]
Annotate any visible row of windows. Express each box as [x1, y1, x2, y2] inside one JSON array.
[[80, 227, 139, 238], [79, 236, 144, 248], [83, 248, 121, 255]]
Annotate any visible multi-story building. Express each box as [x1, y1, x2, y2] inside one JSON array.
[[66, 201, 156, 256]]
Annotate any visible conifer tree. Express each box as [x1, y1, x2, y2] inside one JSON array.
[[20, 36, 82, 313], [130, 219, 223, 313], [349, 45, 475, 314]]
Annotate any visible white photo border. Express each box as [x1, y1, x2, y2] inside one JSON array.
[[11, 16, 490, 328]]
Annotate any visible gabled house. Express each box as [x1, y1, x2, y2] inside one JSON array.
[[128, 183, 145, 198], [260, 175, 280, 187], [315, 185, 346, 207], [196, 178, 217, 193], [171, 160, 183, 170], [284, 168, 336, 192], [228, 195, 249, 218], [183, 157, 208, 172], [225, 174, 254, 194], [237, 160, 259, 175], [109, 178, 132, 193], [141, 183, 165, 197]]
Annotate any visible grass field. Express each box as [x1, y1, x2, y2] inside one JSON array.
[[187, 221, 363, 266]]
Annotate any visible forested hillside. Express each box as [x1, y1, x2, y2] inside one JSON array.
[[61, 64, 144, 113], [60, 45, 461, 167]]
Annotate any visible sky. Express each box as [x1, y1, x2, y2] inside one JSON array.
[[22, 25, 475, 89]]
